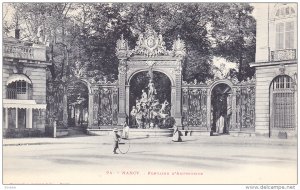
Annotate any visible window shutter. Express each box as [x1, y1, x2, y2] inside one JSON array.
[[276, 23, 284, 49], [285, 22, 294, 49]]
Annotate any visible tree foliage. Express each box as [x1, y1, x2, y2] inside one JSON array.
[[4, 3, 256, 82]]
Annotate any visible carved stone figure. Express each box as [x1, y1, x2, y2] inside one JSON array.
[[140, 89, 148, 103], [160, 100, 169, 114], [136, 99, 141, 111], [147, 80, 157, 100]]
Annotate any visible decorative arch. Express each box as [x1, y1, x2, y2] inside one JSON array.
[[6, 73, 32, 85], [66, 77, 92, 128], [205, 79, 239, 132], [127, 68, 175, 87], [116, 26, 186, 125], [272, 3, 296, 19], [267, 66, 296, 88], [67, 78, 92, 94], [209, 79, 234, 94]]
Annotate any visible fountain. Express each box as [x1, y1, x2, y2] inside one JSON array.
[[130, 69, 171, 129]]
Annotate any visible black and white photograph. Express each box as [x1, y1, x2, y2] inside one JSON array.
[[1, 1, 298, 188]]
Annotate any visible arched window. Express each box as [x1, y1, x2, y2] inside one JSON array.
[[6, 80, 32, 100], [270, 75, 295, 129], [6, 74, 33, 100], [275, 6, 296, 17]]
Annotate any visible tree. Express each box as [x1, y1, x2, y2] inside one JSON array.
[[211, 3, 256, 81], [4, 3, 256, 82]]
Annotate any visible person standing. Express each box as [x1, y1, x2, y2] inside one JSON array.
[[172, 124, 182, 142], [216, 114, 225, 134], [113, 128, 121, 154], [122, 122, 130, 139]]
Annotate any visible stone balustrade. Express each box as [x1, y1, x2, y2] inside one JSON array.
[[3, 42, 46, 62], [270, 49, 297, 62]]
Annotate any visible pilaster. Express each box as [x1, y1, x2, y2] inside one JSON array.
[[231, 88, 237, 130], [88, 93, 94, 128]]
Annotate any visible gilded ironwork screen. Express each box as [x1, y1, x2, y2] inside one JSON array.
[[182, 88, 207, 128], [97, 87, 119, 126], [236, 85, 255, 130]]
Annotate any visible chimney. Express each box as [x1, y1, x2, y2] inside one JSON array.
[[15, 29, 20, 39]]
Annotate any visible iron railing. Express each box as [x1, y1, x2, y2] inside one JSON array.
[[270, 49, 297, 62]]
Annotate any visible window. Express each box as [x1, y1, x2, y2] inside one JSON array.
[[7, 80, 29, 99], [275, 6, 296, 17], [285, 22, 294, 49], [272, 75, 293, 90], [270, 75, 295, 129], [276, 23, 284, 49], [275, 22, 294, 50], [16, 81, 27, 94]]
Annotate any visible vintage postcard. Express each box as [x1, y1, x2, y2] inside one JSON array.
[[2, 2, 298, 188]]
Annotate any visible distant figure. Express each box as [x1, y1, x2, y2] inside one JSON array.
[[172, 124, 182, 142], [112, 128, 121, 154], [216, 115, 225, 134], [122, 122, 130, 139], [130, 106, 138, 126]]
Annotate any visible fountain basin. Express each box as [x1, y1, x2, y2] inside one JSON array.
[[87, 128, 173, 137]]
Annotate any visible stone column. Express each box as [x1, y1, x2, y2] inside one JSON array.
[[171, 87, 176, 116], [16, 108, 18, 128], [125, 85, 130, 116], [118, 60, 127, 125], [26, 108, 33, 128], [88, 93, 94, 128], [62, 92, 68, 127], [5, 108, 8, 129], [174, 64, 182, 126], [294, 82, 297, 132], [231, 88, 237, 130], [206, 89, 211, 130]]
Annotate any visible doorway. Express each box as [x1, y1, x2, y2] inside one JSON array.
[[211, 83, 232, 134]]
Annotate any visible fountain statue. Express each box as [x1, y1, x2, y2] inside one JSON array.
[[130, 69, 171, 129]]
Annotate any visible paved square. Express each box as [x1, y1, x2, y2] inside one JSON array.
[[3, 135, 297, 184]]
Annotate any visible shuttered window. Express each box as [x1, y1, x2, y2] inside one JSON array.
[[276, 23, 284, 50], [285, 21, 294, 49]]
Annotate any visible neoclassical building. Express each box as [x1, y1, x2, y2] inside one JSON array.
[[2, 34, 50, 137], [250, 3, 297, 138]]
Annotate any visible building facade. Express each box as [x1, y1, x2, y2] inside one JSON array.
[[3, 35, 50, 137], [251, 3, 297, 138]]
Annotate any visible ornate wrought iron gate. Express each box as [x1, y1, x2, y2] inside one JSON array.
[[46, 78, 119, 129], [182, 78, 255, 133], [182, 86, 207, 130]]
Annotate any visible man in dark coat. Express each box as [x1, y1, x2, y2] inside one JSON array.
[[113, 128, 121, 154]]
